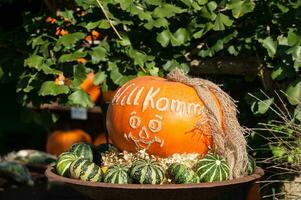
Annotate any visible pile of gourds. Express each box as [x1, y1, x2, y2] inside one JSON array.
[[56, 142, 255, 184]]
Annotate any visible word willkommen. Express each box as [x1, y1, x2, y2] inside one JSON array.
[[112, 83, 205, 116]]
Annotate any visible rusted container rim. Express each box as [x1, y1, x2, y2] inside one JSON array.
[[45, 166, 264, 189]]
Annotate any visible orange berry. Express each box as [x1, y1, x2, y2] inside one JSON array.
[[55, 27, 69, 36], [46, 16, 56, 24], [54, 74, 65, 85], [77, 58, 88, 64], [91, 30, 100, 39], [85, 30, 101, 42]]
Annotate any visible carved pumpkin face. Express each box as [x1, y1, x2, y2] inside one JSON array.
[[106, 76, 222, 157]]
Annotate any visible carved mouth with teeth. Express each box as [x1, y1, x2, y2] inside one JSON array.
[[124, 111, 165, 150]]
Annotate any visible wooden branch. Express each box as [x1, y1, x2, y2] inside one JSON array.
[[189, 56, 259, 76]]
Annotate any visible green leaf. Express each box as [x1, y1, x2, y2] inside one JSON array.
[[93, 71, 107, 85], [207, 1, 217, 11], [118, 0, 132, 10], [90, 46, 108, 64], [145, 18, 169, 29], [118, 36, 131, 46], [213, 13, 233, 31], [171, 28, 190, 46], [146, 0, 162, 6], [0, 66, 3, 80], [197, 0, 208, 5], [180, 0, 193, 7], [157, 30, 170, 47], [291, 46, 301, 71], [24, 55, 44, 69], [271, 65, 284, 80], [193, 29, 204, 39], [294, 106, 301, 122], [227, 0, 255, 18], [56, 32, 86, 49], [286, 79, 301, 105], [108, 62, 133, 86], [153, 4, 183, 18], [39, 81, 69, 96], [287, 29, 301, 46], [200, 6, 216, 20], [260, 37, 277, 57], [163, 60, 189, 73], [269, 145, 286, 158], [251, 97, 274, 115], [127, 48, 154, 67], [25, 55, 61, 75], [58, 51, 87, 63], [68, 89, 94, 108], [17, 74, 37, 93], [145, 62, 159, 76], [72, 65, 88, 88], [227, 45, 239, 55], [40, 63, 62, 75], [75, 0, 97, 9], [85, 20, 110, 30], [58, 10, 76, 24]]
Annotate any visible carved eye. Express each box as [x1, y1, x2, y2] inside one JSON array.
[[148, 116, 162, 133], [129, 112, 141, 129]]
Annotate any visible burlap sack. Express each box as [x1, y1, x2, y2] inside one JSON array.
[[167, 69, 249, 179]]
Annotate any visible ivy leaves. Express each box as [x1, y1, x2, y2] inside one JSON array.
[[39, 81, 69, 96], [55, 32, 86, 49], [157, 28, 191, 47], [20, 0, 300, 112]]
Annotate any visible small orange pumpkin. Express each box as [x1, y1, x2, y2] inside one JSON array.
[[80, 72, 101, 103], [106, 76, 224, 158], [93, 133, 112, 146], [46, 129, 92, 156]]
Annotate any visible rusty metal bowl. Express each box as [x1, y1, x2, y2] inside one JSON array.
[[45, 166, 264, 200]]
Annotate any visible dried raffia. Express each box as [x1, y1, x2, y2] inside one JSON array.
[[166, 68, 249, 179], [100, 148, 201, 173]]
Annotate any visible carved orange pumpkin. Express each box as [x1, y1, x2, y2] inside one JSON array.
[[46, 129, 92, 156], [106, 76, 223, 158]]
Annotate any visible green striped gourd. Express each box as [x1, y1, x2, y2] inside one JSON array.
[[103, 164, 131, 184], [247, 155, 256, 175], [195, 152, 229, 182], [69, 158, 102, 182], [130, 159, 164, 184], [69, 142, 93, 161], [56, 152, 77, 177], [168, 163, 199, 184]]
